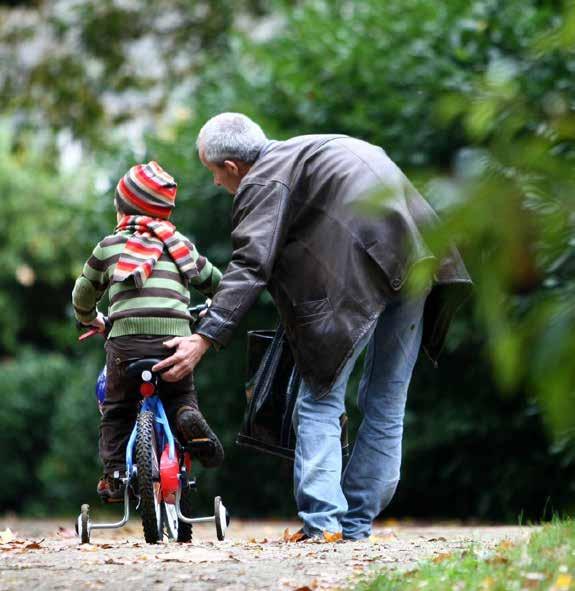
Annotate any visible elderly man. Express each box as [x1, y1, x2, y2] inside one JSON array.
[[154, 113, 471, 540]]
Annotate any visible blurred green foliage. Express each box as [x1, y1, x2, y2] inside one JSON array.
[[0, 0, 573, 521]]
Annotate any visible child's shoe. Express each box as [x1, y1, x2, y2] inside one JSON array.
[[97, 474, 125, 503], [176, 407, 224, 468]]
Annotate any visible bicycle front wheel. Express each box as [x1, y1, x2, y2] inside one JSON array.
[[135, 410, 162, 544]]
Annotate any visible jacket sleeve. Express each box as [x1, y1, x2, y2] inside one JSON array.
[[195, 180, 289, 347], [72, 242, 110, 324]]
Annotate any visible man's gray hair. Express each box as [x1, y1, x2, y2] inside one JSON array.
[[197, 112, 267, 165]]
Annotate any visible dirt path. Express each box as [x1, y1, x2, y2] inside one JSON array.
[[0, 516, 533, 591]]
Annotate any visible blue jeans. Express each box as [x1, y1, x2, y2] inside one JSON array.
[[292, 293, 426, 540]]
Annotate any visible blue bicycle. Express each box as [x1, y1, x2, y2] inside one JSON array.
[[76, 304, 230, 544]]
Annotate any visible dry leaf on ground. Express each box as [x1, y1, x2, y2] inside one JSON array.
[[497, 539, 515, 551], [159, 548, 231, 563], [432, 552, 453, 564], [284, 529, 308, 543], [486, 555, 509, 565], [551, 574, 572, 591], [105, 558, 131, 565], [323, 531, 343, 543]]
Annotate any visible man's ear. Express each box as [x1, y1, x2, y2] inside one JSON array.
[[223, 160, 240, 177]]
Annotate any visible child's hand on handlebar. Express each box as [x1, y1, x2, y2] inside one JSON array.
[[90, 312, 107, 334]]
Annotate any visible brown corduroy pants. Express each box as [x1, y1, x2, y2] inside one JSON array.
[[100, 335, 198, 475]]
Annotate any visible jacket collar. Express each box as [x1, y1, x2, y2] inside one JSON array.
[[236, 139, 278, 194]]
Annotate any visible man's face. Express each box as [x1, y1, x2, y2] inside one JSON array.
[[199, 147, 242, 195]]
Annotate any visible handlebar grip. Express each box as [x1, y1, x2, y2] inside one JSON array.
[[78, 328, 100, 341]]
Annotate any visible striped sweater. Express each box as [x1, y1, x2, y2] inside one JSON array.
[[72, 231, 222, 338]]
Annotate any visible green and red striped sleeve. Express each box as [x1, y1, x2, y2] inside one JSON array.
[[72, 242, 110, 324], [180, 234, 222, 297]]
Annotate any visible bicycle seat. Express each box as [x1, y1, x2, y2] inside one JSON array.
[[125, 358, 164, 379]]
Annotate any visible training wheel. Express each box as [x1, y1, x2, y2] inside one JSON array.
[[214, 496, 229, 541], [76, 504, 91, 544]]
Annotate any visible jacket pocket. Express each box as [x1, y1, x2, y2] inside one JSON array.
[[294, 297, 332, 326], [366, 241, 408, 291]]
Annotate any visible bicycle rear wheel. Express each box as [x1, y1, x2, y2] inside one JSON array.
[[135, 410, 162, 544]]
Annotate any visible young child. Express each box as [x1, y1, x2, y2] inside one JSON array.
[[72, 161, 224, 503]]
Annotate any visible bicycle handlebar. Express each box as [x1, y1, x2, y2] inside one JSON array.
[[188, 303, 209, 314]]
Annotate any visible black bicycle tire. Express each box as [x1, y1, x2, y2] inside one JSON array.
[[135, 410, 161, 544], [177, 486, 193, 543]]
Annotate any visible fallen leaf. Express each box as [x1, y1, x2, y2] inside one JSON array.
[[486, 555, 509, 565], [551, 574, 572, 590], [0, 528, 16, 544], [283, 528, 290, 542], [322, 531, 343, 543], [480, 576, 494, 590], [432, 552, 453, 564], [23, 541, 43, 550], [427, 536, 447, 542], [290, 530, 307, 542], [159, 548, 230, 563], [105, 558, 131, 565], [497, 539, 515, 551]]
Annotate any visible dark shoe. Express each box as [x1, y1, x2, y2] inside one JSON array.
[[177, 407, 224, 468], [97, 474, 125, 503]]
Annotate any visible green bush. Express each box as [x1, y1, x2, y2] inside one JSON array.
[[0, 351, 69, 512], [38, 354, 102, 514]]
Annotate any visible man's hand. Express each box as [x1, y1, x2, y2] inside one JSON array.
[[152, 334, 211, 382]]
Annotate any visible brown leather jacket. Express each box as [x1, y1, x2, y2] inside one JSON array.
[[197, 135, 472, 398]]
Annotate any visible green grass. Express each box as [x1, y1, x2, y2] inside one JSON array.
[[356, 519, 575, 591]]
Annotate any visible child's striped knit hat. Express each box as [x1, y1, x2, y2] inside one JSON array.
[[115, 161, 177, 219]]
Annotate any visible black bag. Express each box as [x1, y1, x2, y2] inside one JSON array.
[[236, 327, 349, 460]]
